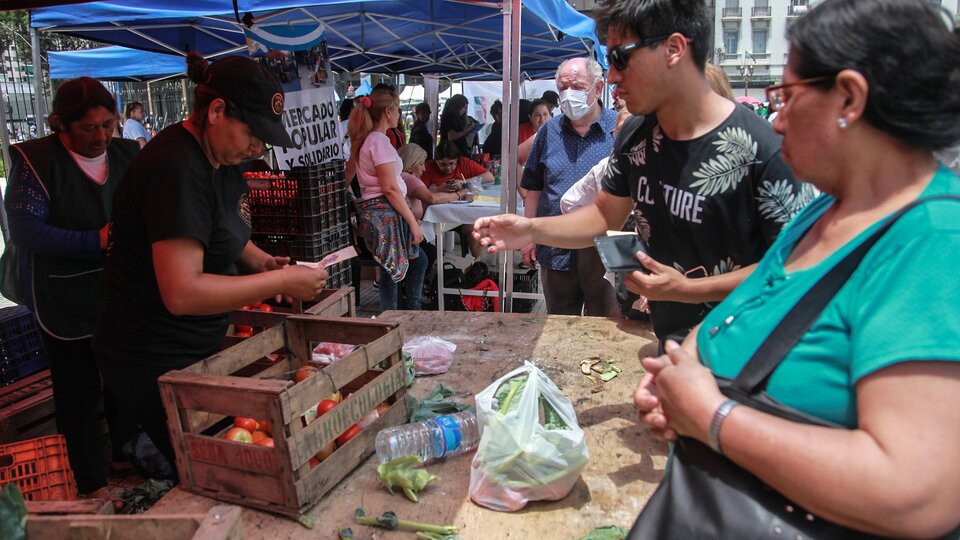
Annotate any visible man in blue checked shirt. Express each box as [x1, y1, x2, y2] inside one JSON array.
[[520, 57, 620, 317]]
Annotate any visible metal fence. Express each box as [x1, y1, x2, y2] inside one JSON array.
[[110, 79, 192, 134]]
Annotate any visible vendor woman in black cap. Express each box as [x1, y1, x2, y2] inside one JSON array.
[[93, 53, 329, 474]]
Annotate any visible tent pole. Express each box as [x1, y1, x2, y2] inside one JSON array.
[[498, 0, 521, 313], [146, 81, 154, 117], [0, 81, 12, 243], [30, 26, 47, 138]]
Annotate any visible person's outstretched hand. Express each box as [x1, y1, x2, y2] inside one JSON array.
[[473, 214, 534, 254]]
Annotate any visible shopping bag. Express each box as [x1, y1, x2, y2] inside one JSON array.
[[469, 361, 589, 512]]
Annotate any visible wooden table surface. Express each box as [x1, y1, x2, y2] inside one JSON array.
[[149, 311, 668, 539]]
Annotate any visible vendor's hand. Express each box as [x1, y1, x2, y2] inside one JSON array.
[[282, 266, 329, 301], [264, 255, 290, 272], [624, 252, 690, 302], [409, 221, 424, 244], [473, 214, 535, 254], [520, 243, 537, 268], [99, 222, 111, 250], [643, 340, 726, 445], [264, 256, 292, 303]]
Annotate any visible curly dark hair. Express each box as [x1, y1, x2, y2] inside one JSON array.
[[787, 0, 960, 150]]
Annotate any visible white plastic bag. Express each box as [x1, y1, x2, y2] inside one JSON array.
[[469, 361, 589, 512], [402, 336, 456, 375]]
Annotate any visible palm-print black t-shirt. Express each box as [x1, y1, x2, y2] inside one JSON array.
[[601, 106, 815, 339]]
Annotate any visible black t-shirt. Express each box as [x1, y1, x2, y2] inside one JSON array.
[[602, 107, 815, 339], [94, 123, 252, 368], [439, 113, 469, 156]]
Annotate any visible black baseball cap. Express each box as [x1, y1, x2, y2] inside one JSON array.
[[203, 56, 294, 148]]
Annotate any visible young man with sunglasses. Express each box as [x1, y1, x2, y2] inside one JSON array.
[[474, 0, 812, 345]]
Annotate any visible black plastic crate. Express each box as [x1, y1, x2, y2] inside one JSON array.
[[489, 268, 540, 313], [245, 161, 349, 235], [251, 222, 352, 263], [326, 260, 352, 289], [0, 306, 48, 386]]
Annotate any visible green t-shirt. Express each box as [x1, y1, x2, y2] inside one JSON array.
[[698, 166, 960, 427]]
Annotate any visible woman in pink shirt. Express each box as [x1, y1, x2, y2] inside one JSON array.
[[349, 88, 426, 310]]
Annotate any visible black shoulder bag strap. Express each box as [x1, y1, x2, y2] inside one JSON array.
[[733, 195, 960, 395]]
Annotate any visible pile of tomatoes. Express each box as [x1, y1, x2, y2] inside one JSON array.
[[242, 171, 286, 180], [232, 303, 275, 338], [223, 417, 274, 447], [293, 365, 388, 468]]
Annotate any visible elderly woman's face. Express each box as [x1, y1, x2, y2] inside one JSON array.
[[772, 56, 841, 185], [62, 106, 116, 158], [409, 160, 426, 177]]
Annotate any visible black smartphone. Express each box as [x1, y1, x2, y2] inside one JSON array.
[[594, 234, 650, 273]]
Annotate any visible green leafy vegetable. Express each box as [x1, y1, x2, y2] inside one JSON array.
[[409, 384, 474, 423], [578, 525, 629, 540], [378, 455, 440, 502], [355, 508, 458, 536], [0, 484, 27, 540]]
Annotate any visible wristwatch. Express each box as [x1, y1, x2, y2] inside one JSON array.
[[708, 399, 739, 454]]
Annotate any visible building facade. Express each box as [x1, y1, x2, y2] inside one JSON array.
[[714, 0, 960, 99]]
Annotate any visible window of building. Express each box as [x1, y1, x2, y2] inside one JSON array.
[[752, 29, 768, 54], [725, 0, 739, 6], [724, 30, 739, 55], [755, 0, 768, 6]]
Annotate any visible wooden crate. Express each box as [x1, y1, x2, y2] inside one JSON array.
[[224, 287, 355, 348], [26, 504, 243, 540], [159, 316, 408, 517], [0, 370, 56, 444]]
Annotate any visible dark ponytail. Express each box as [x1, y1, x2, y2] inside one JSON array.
[[185, 52, 241, 126]]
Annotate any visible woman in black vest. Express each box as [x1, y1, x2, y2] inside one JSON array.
[[4, 77, 140, 496]]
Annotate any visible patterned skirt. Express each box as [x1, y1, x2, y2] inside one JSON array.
[[355, 195, 420, 283]]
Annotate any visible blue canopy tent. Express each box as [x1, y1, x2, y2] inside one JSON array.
[[29, 0, 609, 311], [31, 0, 605, 80], [47, 46, 186, 81]]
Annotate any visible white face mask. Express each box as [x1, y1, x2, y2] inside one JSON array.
[[559, 88, 595, 121]]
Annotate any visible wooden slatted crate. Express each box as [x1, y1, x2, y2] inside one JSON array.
[[26, 504, 243, 540], [0, 370, 56, 444], [159, 316, 408, 517]]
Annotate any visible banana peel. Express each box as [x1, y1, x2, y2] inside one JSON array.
[[377, 456, 440, 502], [581, 358, 621, 392]]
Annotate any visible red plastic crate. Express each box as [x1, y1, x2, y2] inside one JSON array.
[[0, 434, 77, 501]]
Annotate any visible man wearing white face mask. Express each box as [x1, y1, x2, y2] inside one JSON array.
[[519, 57, 620, 317]]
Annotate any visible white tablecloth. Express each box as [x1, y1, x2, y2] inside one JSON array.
[[421, 185, 523, 243]]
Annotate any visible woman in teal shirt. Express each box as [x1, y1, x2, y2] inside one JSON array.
[[633, 0, 960, 537]]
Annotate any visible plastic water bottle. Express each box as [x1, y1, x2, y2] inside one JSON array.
[[374, 411, 480, 465]]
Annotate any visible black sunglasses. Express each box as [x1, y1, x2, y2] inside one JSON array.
[[606, 35, 670, 71]]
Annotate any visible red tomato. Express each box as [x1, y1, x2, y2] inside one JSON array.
[[234, 417, 259, 433], [235, 324, 253, 334], [256, 303, 273, 312], [234, 331, 253, 338], [294, 366, 317, 383], [239, 305, 252, 311], [255, 437, 274, 448], [308, 456, 321, 469], [376, 401, 390, 416], [315, 399, 338, 417], [315, 441, 336, 462], [224, 427, 252, 443], [257, 419, 271, 436], [251, 430, 269, 444], [337, 424, 362, 447]]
